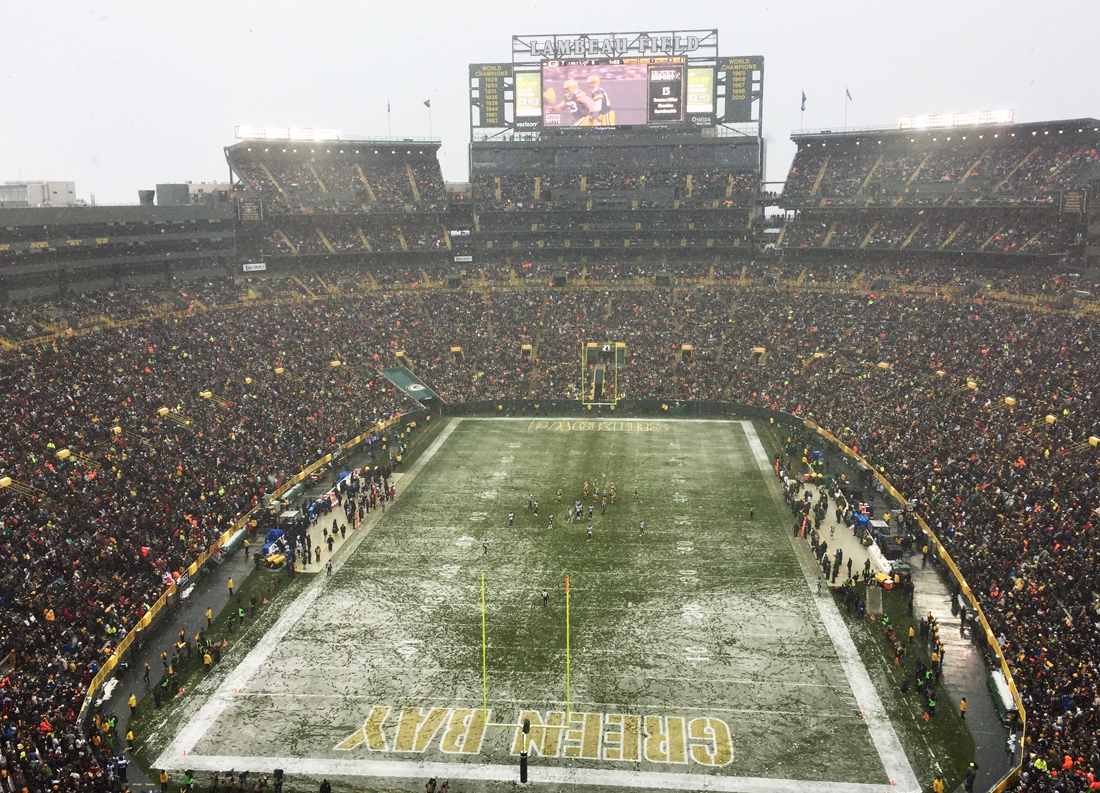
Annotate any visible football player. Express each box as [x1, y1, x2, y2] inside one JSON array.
[[585, 75, 615, 126]]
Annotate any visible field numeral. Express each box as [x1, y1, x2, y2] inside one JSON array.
[[679, 569, 698, 584], [470, 512, 488, 522], [685, 645, 709, 663], [676, 541, 694, 554], [682, 602, 705, 623], [673, 515, 693, 526]]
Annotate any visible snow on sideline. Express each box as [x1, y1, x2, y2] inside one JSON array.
[[169, 752, 903, 793], [741, 420, 920, 793], [153, 418, 463, 768]]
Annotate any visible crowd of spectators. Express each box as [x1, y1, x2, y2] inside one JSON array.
[[779, 210, 1082, 257], [240, 218, 448, 258], [4, 263, 1100, 791], [471, 168, 759, 210], [783, 124, 1100, 207], [226, 146, 449, 214]]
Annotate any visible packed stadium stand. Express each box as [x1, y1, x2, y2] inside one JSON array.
[[777, 119, 1100, 264], [2, 266, 1100, 792], [226, 140, 465, 271], [0, 205, 235, 304], [469, 128, 762, 274]]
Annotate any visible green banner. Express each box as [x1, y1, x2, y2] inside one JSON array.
[[381, 367, 441, 403]]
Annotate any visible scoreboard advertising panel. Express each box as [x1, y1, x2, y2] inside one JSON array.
[[530, 58, 714, 129]]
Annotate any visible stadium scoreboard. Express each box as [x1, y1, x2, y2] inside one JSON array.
[[718, 57, 763, 123], [470, 64, 510, 128], [469, 30, 763, 135]]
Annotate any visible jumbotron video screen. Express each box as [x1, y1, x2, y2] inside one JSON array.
[[516, 58, 715, 129]]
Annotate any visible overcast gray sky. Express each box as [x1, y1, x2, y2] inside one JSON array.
[[1, 1, 1095, 204]]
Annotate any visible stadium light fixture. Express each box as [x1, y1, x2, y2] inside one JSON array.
[[898, 109, 1013, 130], [234, 125, 341, 142]]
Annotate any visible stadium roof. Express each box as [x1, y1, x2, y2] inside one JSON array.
[[791, 117, 1100, 142]]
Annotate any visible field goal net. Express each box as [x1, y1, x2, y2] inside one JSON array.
[[581, 341, 626, 406]]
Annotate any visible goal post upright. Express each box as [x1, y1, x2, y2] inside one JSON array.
[[580, 341, 625, 407]]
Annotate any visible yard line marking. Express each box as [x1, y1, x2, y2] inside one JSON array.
[[464, 416, 744, 424], [224, 692, 860, 717], [741, 420, 920, 793], [164, 753, 902, 793], [153, 418, 463, 769]]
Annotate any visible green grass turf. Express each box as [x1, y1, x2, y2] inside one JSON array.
[[137, 416, 945, 790]]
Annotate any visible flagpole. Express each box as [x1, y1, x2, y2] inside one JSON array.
[[844, 87, 848, 130], [429, 104, 433, 140], [387, 98, 392, 139]]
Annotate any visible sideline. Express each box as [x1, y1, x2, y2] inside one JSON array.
[[153, 419, 463, 767], [741, 421, 920, 793], [166, 752, 906, 793]]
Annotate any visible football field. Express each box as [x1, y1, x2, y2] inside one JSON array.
[[151, 417, 918, 793]]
